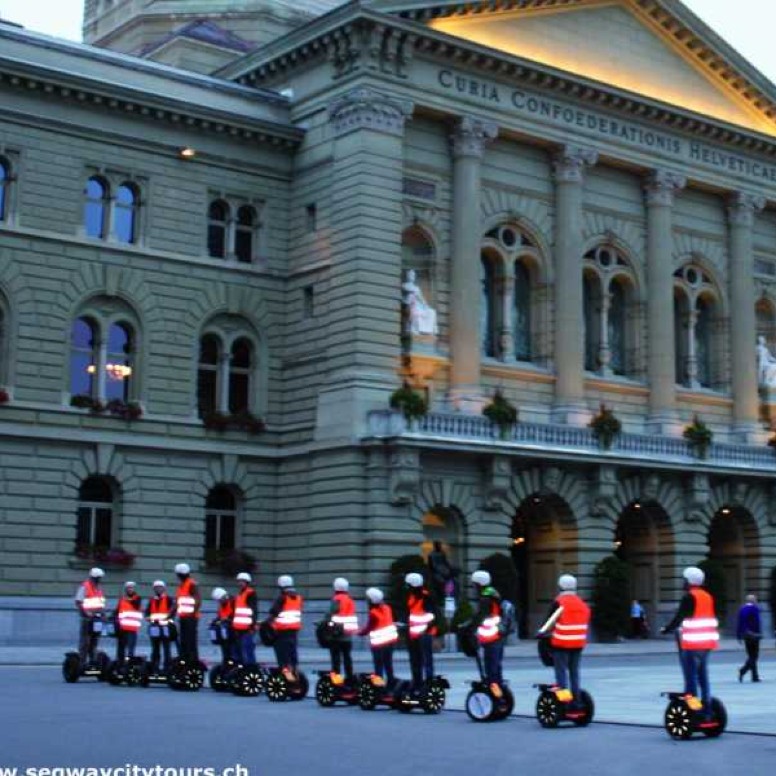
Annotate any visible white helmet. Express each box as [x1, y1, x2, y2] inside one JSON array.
[[152, 580, 166, 588], [558, 574, 577, 591], [405, 572, 424, 588], [683, 566, 705, 586], [89, 567, 104, 579], [333, 577, 349, 592], [366, 587, 384, 604], [174, 563, 190, 575], [236, 572, 252, 583], [471, 570, 491, 587], [212, 587, 228, 601], [124, 580, 136, 589], [278, 575, 294, 589]]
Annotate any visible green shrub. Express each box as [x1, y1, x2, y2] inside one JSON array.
[[478, 552, 520, 607], [699, 558, 728, 624], [387, 554, 429, 617], [591, 555, 631, 641]]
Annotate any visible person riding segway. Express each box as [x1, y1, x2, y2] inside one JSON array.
[[63, 567, 110, 682], [107, 581, 145, 686], [168, 563, 205, 691], [534, 573, 594, 728], [142, 580, 176, 686], [229, 572, 263, 697], [660, 566, 726, 739], [208, 587, 238, 692]]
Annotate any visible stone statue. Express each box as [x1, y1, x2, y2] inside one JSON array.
[[757, 335, 776, 388], [402, 269, 438, 336]]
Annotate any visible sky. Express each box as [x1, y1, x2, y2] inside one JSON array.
[[0, 0, 775, 83]]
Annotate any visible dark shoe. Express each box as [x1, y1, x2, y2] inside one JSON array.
[[738, 669, 744, 683], [753, 677, 761, 683]]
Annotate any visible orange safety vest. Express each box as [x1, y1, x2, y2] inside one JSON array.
[[176, 577, 199, 619], [217, 599, 234, 621], [680, 588, 719, 651], [331, 592, 358, 635], [476, 598, 502, 645], [274, 592, 303, 631], [551, 593, 590, 650], [81, 579, 106, 613], [232, 587, 256, 631], [407, 589, 436, 640], [368, 603, 399, 648], [149, 594, 172, 624], [117, 594, 143, 632]]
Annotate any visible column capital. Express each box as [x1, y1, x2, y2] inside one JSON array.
[[327, 87, 414, 137], [644, 169, 686, 207], [553, 145, 598, 184], [728, 191, 766, 227], [450, 115, 498, 159]]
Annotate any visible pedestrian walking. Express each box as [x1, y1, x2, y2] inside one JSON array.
[[737, 593, 762, 682]]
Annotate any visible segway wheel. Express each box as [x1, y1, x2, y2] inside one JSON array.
[[358, 682, 378, 711], [316, 676, 336, 707], [465, 689, 494, 722], [233, 666, 263, 697], [494, 686, 515, 720], [664, 699, 693, 740], [290, 671, 309, 701], [125, 660, 144, 687], [421, 681, 446, 715], [702, 698, 727, 738], [265, 672, 288, 702], [536, 691, 560, 728], [573, 690, 594, 727], [184, 664, 204, 692], [62, 653, 81, 683]]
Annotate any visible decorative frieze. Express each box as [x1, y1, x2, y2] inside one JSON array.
[[327, 87, 414, 137], [728, 191, 766, 227], [552, 145, 598, 184], [388, 447, 421, 505], [450, 115, 498, 159], [644, 169, 687, 207]]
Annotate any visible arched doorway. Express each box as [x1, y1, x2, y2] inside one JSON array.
[[613, 501, 674, 633], [707, 506, 760, 631], [511, 494, 577, 637], [420, 507, 464, 601]]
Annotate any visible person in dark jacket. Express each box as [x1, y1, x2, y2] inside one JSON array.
[[266, 575, 303, 677], [737, 594, 762, 682]]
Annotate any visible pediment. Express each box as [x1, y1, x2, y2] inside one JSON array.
[[370, 0, 776, 135]]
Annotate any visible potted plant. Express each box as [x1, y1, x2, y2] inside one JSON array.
[[202, 411, 230, 431], [74, 543, 135, 568], [230, 410, 266, 434], [389, 382, 428, 423], [106, 399, 143, 421], [589, 403, 622, 450], [205, 548, 258, 576], [482, 389, 518, 439], [70, 394, 104, 413], [683, 415, 713, 459], [0, 389, 9, 404]]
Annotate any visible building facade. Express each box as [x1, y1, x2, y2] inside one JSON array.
[[2, 0, 776, 642]]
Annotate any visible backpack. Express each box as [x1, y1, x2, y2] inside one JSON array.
[[499, 599, 516, 637]]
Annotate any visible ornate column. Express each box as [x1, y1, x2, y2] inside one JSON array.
[[500, 273, 515, 361], [449, 116, 497, 408], [729, 192, 765, 440], [552, 145, 597, 423], [644, 170, 686, 433], [598, 290, 612, 376], [217, 351, 231, 414]]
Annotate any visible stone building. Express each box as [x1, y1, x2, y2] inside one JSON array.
[[2, 0, 776, 642]]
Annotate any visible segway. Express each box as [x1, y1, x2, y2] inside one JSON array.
[[107, 655, 147, 687], [357, 673, 405, 710], [62, 615, 111, 683], [662, 692, 727, 739], [258, 620, 308, 702], [534, 636, 594, 727], [167, 657, 207, 691], [314, 620, 360, 706], [459, 627, 514, 722], [395, 676, 449, 714], [140, 621, 177, 687]]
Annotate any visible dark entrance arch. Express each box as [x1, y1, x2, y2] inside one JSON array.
[[511, 494, 577, 637]]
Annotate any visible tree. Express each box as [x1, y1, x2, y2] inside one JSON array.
[[591, 555, 631, 641], [478, 552, 520, 606], [699, 558, 728, 626]]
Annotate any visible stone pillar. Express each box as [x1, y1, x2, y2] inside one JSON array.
[[552, 145, 597, 424], [500, 274, 515, 361], [315, 87, 413, 442], [728, 192, 766, 440], [449, 116, 497, 409], [644, 170, 686, 433]]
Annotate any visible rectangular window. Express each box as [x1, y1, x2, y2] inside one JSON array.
[[306, 203, 317, 232]]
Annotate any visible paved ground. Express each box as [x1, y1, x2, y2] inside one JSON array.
[[1, 662, 776, 776]]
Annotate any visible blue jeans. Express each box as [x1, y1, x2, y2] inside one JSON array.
[[681, 649, 711, 708], [482, 641, 504, 684], [553, 648, 582, 698], [235, 631, 256, 666]]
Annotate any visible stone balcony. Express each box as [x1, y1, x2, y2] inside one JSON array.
[[365, 410, 776, 477]]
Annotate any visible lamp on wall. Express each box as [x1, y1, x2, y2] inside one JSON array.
[[178, 146, 197, 160]]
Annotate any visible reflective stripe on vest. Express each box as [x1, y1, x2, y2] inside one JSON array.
[[176, 578, 198, 618], [232, 588, 256, 631], [118, 597, 142, 632], [680, 589, 719, 651], [368, 603, 399, 648], [274, 594, 303, 631], [149, 595, 172, 624], [82, 580, 105, 613], [477, 616, 502, 644], [408, 591, 435, 638], [218, 600, 234, 621], [331, 592, 358, 634], [550, 593, 590, 649]]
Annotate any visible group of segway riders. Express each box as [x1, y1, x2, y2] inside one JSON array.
[[66, 560, 725, 737]]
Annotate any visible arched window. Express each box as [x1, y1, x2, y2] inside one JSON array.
[[84, 177, 109, 239], [513, 260, 532, 361], [481, 254, 499, 357], [583, 272, 602, 372], [234, 205, 257, 264], [228, 337, 252, 413], [0, 157, 9, 222], [76, 476, 115, 551], [609, 278, 627, 376], [197, 334, 221, 417], [70, 317, 98, 397], [207, 200, 229, 259], [695, 297, 712, 388], [113, 183, 139, 244], [105, 322, 134, 402], [205, 486, 237, 559]]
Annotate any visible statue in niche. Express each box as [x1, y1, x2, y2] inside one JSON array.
[[757, 335, 776, 388], [402, 269, 438, 336]]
